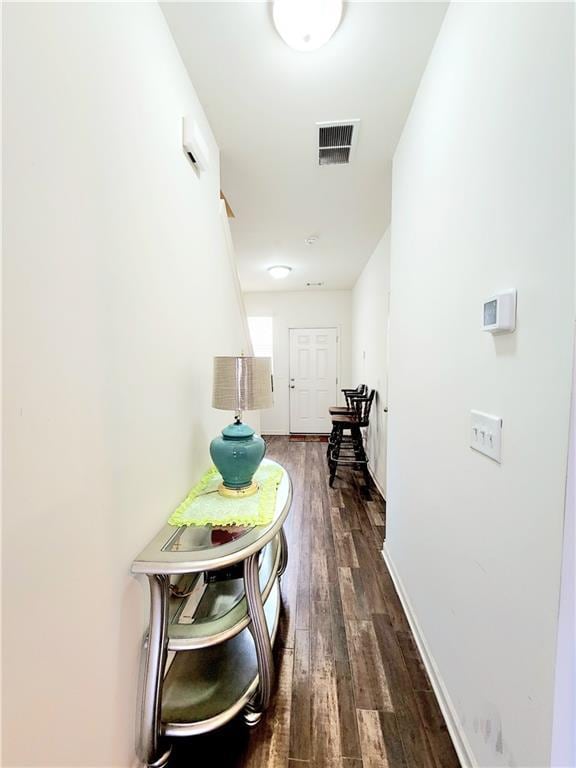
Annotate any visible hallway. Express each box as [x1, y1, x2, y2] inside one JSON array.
[[3, 3, 574, 765], [171, 437, 460, 768]]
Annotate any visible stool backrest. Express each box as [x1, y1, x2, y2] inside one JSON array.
[[352, 389, 376, 426], [344, 384, 367, 408]]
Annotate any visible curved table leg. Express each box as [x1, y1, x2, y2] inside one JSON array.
[[278, 527, 289, 578], [139, 574, 172, 768], [243, 551, 274, 726]]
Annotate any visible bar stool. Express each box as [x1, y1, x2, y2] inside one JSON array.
[[327, 386, 370, 459], [326, 385, 367, 461], [328, 390, 375, 487]]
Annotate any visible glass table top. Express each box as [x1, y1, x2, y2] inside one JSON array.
[[163, 525, 253, 553], [132, 459, 292, 575]]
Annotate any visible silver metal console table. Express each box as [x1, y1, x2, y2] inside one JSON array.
[[132, 459, 292, 768]]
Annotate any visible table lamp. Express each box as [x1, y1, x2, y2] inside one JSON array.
[[210, 356, 273, 498]]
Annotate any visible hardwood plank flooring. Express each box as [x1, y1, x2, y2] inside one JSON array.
[[169, 437, 460, 768]]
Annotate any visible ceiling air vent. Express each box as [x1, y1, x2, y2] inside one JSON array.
[[317, 119, 360, 166]]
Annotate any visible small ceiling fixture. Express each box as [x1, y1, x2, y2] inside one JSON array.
[[306, 281, 324, 287], [305, 236, 318, 245], [272, 0, 343, 52], [268, 265, 292, 279]]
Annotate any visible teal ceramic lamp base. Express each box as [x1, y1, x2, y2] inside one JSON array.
[[209, 420, 266, 498]]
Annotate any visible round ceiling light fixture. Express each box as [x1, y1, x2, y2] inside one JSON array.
[[305, 235, 318, 245], [272, 0, 343, 52], [267, 265, 292, 279]]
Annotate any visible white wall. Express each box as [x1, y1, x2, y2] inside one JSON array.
[[2, 4, 254, 766], [352, 230, 391, 497], [385, 3, 574, 767], [243, 291, 352, 434], [551, 337, 576, 767]]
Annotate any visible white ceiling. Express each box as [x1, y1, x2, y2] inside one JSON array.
[[162, 2, 447, 292]]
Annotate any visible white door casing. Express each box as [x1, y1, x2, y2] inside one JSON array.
[[289, 327, 338, 434]]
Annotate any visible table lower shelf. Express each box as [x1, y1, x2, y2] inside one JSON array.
[[167, 537, 280, 651], [161, 577, 281, 737]]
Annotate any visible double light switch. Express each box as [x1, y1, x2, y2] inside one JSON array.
[[470, 410, 502, 463]]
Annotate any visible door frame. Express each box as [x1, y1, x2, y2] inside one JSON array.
[[288, 325, 342, 434]]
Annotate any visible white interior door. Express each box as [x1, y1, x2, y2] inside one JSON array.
[[289, 328, 338, 433]]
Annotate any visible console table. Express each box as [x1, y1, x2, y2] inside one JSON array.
[[131, 459, 292, 768]]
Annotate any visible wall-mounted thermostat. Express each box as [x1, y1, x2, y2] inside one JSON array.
[[482, 289, 516, 333]]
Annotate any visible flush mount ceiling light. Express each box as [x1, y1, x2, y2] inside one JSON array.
[[273, 0, 343, 52], [268, 265, 292, 279], [305, 235, 318, 245]]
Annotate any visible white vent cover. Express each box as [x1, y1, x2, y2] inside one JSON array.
[[317, 119, 360, 166], [182, 115, 209, 175]]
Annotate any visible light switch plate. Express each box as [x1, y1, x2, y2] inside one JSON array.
[[470, 410, 502, 463]]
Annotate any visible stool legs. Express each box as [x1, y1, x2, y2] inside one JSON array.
[[328, 423, 369, 487], [327, 422, 339, 461], [354, 426, 370, 485], [328, 423, 343, 487]]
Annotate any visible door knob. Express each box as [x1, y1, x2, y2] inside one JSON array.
[[290, 385, 295, 389]]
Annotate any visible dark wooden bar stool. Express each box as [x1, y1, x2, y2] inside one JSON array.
[[328, 389, 375, 487], [326, 385, 366, 461]]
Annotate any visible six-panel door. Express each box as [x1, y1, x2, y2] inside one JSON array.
[[289, 328, 338, 434]]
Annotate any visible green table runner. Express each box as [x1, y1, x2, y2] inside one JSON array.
[[168, 461, 284, 527]]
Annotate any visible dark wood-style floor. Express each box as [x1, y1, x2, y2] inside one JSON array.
[[170, 437, 460, 768]]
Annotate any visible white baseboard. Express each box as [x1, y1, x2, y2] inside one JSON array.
[[262, 431, 331, 436], [368, 466, 387, 501], [382, 544, 477, 768], [261, 430, 288, 436]]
